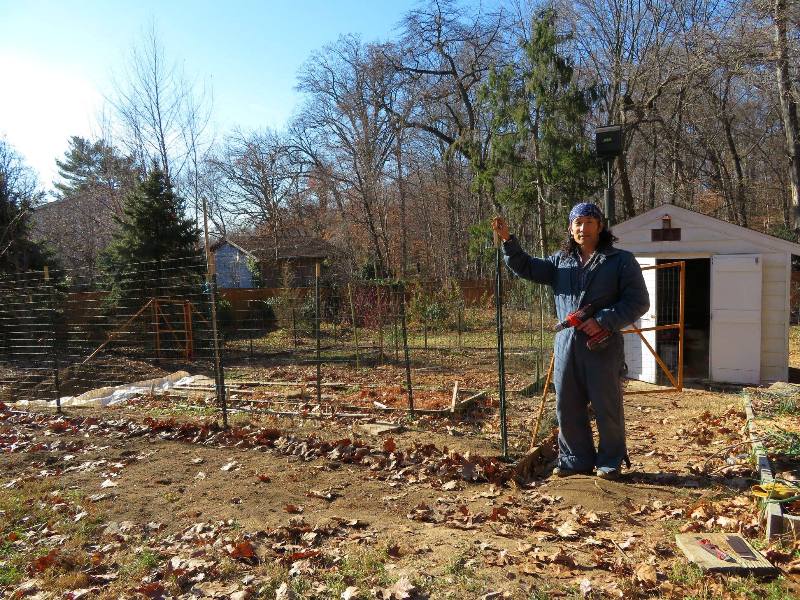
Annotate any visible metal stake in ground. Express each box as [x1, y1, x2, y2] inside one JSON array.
[[315, 261, 322, 404], [44, 266, 61, 414], [494, 231, 509, 460], [398, 282, 413, 413], [210, 271, 228, 428], [200, 196, 227, 429]]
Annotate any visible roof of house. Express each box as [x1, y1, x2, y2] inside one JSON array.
[[613, 203, 800, 256], [211, 230, 334, 261]]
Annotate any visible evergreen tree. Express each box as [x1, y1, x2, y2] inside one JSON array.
[[0, 139, 51, 273], [101, 167, 202, 304], [34, 137, 138, 276], [475, 8, 601, 257], [55, 136, 138, 202]]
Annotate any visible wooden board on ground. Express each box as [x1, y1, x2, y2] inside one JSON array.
[[675, 533, 776, 575], [355, 422, 404, 436]]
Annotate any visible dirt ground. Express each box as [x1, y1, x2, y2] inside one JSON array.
[[2, 358, 800, 599]]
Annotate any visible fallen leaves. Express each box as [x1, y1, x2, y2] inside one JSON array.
[[634, 563, 658, 588], [556, 520, 580, 539], [229, 540, 257, 563], [28, 549, 60, 574], [377, 576, 416, 600]]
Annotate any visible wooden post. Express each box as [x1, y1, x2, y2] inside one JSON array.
[[348, 282, 360, 369], [44, 266, 61, 414], [393, 298, 399, 362], [494, 230, 508, 460], [153, 298, 161, 362], [291, 305, 297, 349], [457, 302, 463, 351], [183, 300, 194, 361]]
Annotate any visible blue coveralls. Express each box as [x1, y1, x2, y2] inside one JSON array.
[[502, 237, 650, 472]]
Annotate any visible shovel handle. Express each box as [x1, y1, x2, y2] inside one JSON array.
[[529, 352, 556, 450]]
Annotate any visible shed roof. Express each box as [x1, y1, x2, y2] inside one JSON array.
[[613, 204, 800, 256]]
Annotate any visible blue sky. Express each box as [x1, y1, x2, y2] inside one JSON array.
[[0, 0, 421, 190]]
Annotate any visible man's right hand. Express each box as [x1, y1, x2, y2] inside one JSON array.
[[491, 216, 511, 242]]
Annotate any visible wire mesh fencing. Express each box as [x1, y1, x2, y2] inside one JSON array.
[[0, 254, 217, 406], [0, 256, 557, 455]]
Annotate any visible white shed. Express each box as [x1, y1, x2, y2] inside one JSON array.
[[613, 203, 800, 385]]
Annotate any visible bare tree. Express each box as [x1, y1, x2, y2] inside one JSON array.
[[296, 35, 397, 276], [208, 128, 303, 258], [109, 24, 212, 190]]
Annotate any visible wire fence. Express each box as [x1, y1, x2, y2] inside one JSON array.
[[0, 254, 556, 451], [0, 255, 216, 406]]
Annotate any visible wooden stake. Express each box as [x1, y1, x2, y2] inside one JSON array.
[[529, 352, 555, 450], [450, 380, 460, 413], [183, 300, 193, 361], [153, 298, 161, 361]]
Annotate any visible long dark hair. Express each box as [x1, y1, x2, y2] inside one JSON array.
[[559, 227, 618, 255]]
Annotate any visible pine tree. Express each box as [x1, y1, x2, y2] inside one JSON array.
[[102, 167, 202, 304], [475, 8, 601, 256], [55, 136, 137, 202]]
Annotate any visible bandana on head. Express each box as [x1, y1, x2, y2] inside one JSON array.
[[569, 202, 604, 223]]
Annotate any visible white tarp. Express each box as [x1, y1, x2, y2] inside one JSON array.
[[14, 370, 195, 409]]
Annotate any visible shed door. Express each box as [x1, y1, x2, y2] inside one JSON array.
[[710, 254, 762, 384], [624, 256, 657, 383]]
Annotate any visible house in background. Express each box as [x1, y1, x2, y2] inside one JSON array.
[[614, 203, 800, 386], [211, 231, 334, 288], [209, 239, 258, 288]]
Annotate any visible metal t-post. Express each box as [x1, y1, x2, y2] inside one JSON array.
[[315, 262, 321, 404], [494, 233, 508, 460], [210, 272, 227, 428], [44, 266, 61, 414], [399, 282, 413, 413], [200, 196, 227, 428]]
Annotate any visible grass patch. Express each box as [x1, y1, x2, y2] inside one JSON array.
[[726, 576, 794, 600], [667, 562, 704, 587], [322, 548, 391, 596], [117, 547, 162, 581], [0, 563, 23, 587], [765, 428, 800, 460]]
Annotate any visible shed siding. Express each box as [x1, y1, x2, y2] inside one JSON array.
[[761, 254, 789, 382], [615, 206, 799, 384], [214, 244, 254, 289]]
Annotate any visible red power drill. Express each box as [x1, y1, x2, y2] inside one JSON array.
[[553, 303, 612, 350]]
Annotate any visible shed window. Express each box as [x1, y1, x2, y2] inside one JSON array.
[[651, 228, 681, 241]]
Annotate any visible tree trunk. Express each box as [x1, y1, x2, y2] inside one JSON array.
[[774, 0, 800, 231], [617, 155, 635, 220]]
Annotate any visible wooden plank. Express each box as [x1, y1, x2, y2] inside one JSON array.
[[450, 381, 459, 413], [453, 390, 487, 414], [675, 533, 776, 575], [742, 393, 784, 540]]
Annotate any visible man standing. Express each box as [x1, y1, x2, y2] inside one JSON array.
[[491, 203, 649, 479]]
